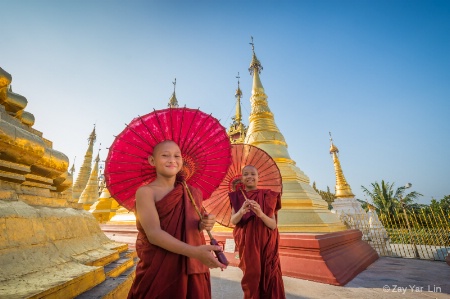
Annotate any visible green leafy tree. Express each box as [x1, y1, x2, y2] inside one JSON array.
[[361, 180, 422, 214], [430, 195, 450, 219]]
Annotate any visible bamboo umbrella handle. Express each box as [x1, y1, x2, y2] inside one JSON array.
[[183, 181, 229, 266]]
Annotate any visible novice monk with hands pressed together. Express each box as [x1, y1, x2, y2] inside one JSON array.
[[127, 140, 227, 299], [229, 165, 286, 299]]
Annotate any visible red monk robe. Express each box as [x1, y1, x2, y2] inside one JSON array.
[[128, 183, 211, 299], [229, 189, 286, 299]]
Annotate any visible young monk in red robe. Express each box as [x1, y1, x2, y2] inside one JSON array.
[[229, 165, 286, 299], [128, 140, 227, 299]]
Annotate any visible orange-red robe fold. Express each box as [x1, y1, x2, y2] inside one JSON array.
[[128, 183, 211, 299], [229, 189, 285, 299]]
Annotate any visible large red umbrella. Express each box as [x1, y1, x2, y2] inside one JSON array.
[[203, 143, 282, 227], [104, 107, 232, 212]]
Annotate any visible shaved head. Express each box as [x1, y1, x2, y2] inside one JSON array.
[[152, 140, 180, 156], [242, 165, 258, 174]]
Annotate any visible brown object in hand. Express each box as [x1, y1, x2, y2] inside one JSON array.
[[210, 238, 229, 266]]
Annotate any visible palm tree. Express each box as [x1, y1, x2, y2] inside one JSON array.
[[361, 180, 422, 214]]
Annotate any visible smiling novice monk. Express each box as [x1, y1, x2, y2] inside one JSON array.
[[229, 165, 285, 299], [128, 140, 227, 299]]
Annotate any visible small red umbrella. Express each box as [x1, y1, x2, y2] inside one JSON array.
[[104, 107, 232, 211], [203, 143, 282, 227]]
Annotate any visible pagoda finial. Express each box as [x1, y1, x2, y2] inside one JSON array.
[[329, 131, 339, 154], [248, 36, 263, 75], [70, 156, 76, 176], [96, 145, 101, 162], [235, 72, 242, 123], [329, 134, 354, 198], [168, 78, 179, 108], [88, 125, 96, 145]]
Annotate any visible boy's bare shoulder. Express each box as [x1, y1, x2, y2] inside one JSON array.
[[136, 184, 155, 200]]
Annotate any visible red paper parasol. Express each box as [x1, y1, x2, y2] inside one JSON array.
[[104, 107, 232, 211], [202, 143, 282, 227]]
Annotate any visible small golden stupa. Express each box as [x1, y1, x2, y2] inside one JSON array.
[[329, 133, 355, 198], [227, 73, 247, 144], [90, 185, 121, 223], [244, 38, 346, 232]]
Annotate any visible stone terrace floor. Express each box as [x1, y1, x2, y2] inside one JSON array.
[[210, 257, 450, 299]]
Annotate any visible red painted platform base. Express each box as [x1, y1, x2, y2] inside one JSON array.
[[211, 229, 379, 286], [99, 224, 379, 286]]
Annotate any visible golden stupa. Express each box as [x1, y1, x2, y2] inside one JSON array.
[[72, 126, 96, 199], [0, 67, 131, 298], [329, 133, 355, 198], [78, 151, 101, 210], [90, 185, 121, 223], [227, 73, 247, 144], [244, 38, 346, 232]]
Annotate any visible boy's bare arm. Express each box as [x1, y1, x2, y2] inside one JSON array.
[[136, 187, 225, 269]]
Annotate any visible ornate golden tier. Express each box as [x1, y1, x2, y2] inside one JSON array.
[[243, 42, 346, 233]]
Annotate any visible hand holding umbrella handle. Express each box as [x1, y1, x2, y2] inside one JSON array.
[[209, 233, 229, 266], [182, 181, 229, 266]]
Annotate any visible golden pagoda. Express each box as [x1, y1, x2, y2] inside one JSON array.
[[72, 126, 96, 199], [168, 78, 179, 108], [244, 38, 346, 232], [90, 185, 121, 223], [79, 151, 101, 210], [329, 132, 355, 198], [227, 73, 247, 143]]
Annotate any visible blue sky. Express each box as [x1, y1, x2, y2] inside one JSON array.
[[2, 0, 449, 204]]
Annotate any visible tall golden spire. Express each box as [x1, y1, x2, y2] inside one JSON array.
[[72, 126, 96, 199], [244, 37, 346, 232], [168, 78, 179, 108], [227, 73, 247, 143], [78, 151, 101, 210], [329, 132, 355, 198]]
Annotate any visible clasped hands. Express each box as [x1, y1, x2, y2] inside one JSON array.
[[238, 199, 263, 217]]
